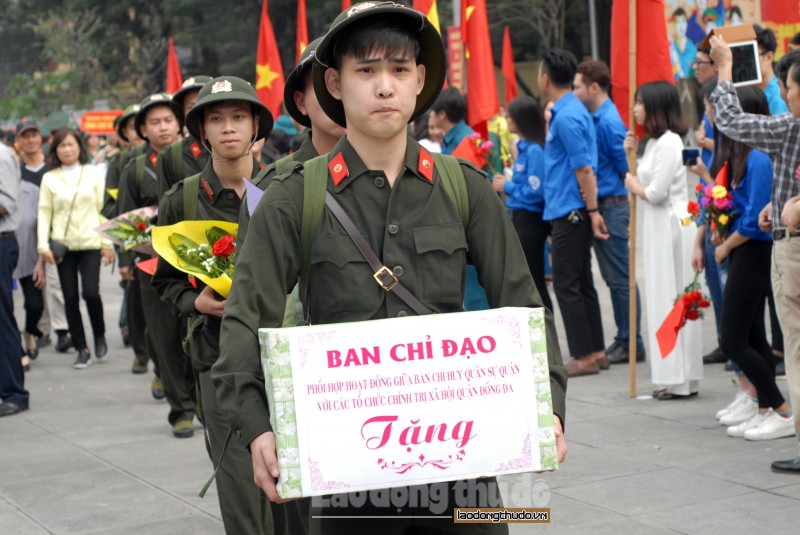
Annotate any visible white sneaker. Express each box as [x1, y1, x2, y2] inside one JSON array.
[[727, 411, 768, 438], [743, 410, 796, 441], [716, 391, 747, 420], [719, 396, 758, 426]]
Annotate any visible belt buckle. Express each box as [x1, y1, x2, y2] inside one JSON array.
[[772, 228, 788, 241], [373, 266, 398, 291]]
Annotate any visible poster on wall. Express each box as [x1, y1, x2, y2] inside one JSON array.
[[665, 0, 800, 79]]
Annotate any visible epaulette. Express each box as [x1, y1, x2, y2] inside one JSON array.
[[274, 161, 305, 182]]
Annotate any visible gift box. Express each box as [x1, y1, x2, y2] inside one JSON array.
[[260, 307, 557, 499]]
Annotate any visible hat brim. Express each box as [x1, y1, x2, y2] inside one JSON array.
[[184, 94, 274, 143], [284, 67, 312, 129], [312, 7, 447, 128], [16, 125, 40, 137]]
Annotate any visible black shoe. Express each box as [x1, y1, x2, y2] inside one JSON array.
[[771, 457, 800, 473], [605, 341, 622, 355], [73, 349, 92, 369], [37, 334, 52, 349], [776, 359, 786, 378], [55, 333, 73, 353], [94, 337, 108, 361], [608, 345, 646, 364], [0, 402, 29, 417], [703, 347, 727, 364]]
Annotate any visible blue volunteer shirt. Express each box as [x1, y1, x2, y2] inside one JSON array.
[[701, 113, 714, 169], [730, 149, 772, 241], [543, 91, 598, 221], [503, 139, 545, 212], [764, 76, 789, 115], [593, 99, 629, 198], [441, 120, 475, 155]]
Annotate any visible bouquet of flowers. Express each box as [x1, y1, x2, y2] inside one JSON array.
[[682, 162, 735, 238], [656, 270, 711, 358], [95, 206, 157, 256], [151, 220, 238, 297], [452, 132, 496, 172]]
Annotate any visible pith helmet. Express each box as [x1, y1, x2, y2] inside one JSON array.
[[284, 37, 323, 129], [171, 75, 213, 115], [116, 104, 141, 142], [184, 76, 274, 141], [312, 1, 447, 127], [134, 93, 183, 141]]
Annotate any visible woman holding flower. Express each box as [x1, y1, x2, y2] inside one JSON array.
[[624, 81, 702, 399], [691, 86, 792, 440]]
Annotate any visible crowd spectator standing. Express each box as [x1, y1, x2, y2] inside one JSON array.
[[0, 139, 29, 417], [538, 47, 609, 378], [37, 129, 113, 369], [624, 81, 702, 399], [710, 35, 800, 472], [573, 59, 645, 365]]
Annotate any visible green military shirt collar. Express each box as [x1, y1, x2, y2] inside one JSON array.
[[293, 135, 319, 163], [328, 136, 432, 193], [197, 157, 265, 205]]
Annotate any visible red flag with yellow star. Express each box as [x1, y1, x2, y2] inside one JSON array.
[[413, 0, 441, 33], [166, 37, 183, 94], [296, 0, 309, 64], [501, 26, 517, 105], [462, 0, 499, 137], [256, 0, 285, 119]]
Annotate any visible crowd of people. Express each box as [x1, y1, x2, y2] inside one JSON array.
[[2, 2, 800, 533]]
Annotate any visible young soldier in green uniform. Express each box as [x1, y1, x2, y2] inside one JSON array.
[[238, 37, 345, 246], [213, 3, 567, 533], [157, 76, 213, 197], [117, 93, 196, 437], [151, 77, 279, 535]]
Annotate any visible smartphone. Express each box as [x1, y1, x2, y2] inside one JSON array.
[[682, 149, 700, 166]]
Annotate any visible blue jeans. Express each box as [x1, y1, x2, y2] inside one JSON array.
[[704, 228, 728, 336], [592, 199, 644, 349]]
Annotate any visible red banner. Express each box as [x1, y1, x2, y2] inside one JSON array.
[[80, 110, 123, 135]]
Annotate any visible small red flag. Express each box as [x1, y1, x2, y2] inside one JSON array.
[[341, 0, 352, 11], [451, 134, 488, 170], [655, 298, 687, 359], [610, 0, 673, 126], [462, 0, 500, 133], [715, 161, 729, 188], [166, 37, 183, 94], [256, 0, 286, 119], [501, 26, 517, 105], [296, 0, 309, 64], [135, 257, 159, 277]]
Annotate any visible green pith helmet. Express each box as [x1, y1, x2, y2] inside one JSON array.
[[184, 76, 274, 142], [311, 1, 447, 128], [284, 37, 323, 128], [171, 75, 213, 116], [116, 104, 141, 142], [134, 93, 183, 141]]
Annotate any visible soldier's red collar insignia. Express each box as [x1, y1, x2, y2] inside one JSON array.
[[149, 152, 158, 168], [201, 177, 214, 201], [329, 152, 348, 186], [190, 141, 202, 158], [418, 147, 433, 182], [258, 162, 265, 170]]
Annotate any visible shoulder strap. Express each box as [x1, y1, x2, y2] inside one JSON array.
[[171, 141, 183, 178], [432, 153, 469, 227], [135, 154, 145, 189], [299, 155, 329, 305], [183, 174, 201, 220], [274, 154, 295, 176]]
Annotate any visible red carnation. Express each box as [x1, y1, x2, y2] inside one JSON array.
[[695, 183, 703, 191], [698, 299, 711, 308], [687, 201, 700, 216], [686, 310, 700, 321], [212, 234, 236, 258], [135, 221, 148, 232]]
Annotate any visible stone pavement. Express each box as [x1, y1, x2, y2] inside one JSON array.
[[3, 259, 800, 534]]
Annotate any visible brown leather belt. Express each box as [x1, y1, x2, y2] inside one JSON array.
[[598, 195, 628, 204], [0, 231, 15, 238]]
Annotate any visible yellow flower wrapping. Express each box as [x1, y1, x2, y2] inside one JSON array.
[[151, 220, 238, 298]]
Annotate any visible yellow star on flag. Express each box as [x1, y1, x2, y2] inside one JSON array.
[[299, 41, 307, 54], [256, 63, 280, 91]]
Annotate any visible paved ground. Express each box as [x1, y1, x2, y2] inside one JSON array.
[[3, 238, 800, 534]]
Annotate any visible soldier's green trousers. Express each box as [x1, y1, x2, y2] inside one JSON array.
[[125, 274, 149, 368]]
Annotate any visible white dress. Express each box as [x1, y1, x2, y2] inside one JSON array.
[[638, 130, 702, 394]]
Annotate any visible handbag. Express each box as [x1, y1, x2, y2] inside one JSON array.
[[49, 166, 84, 264]]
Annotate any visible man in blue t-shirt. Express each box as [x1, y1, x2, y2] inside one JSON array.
[[574, 60, 646, 365], [755, 25, 790, 116], [539, 48, 609, 377]]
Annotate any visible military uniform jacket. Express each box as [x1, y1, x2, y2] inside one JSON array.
[[156, 134, 210, 198], [236, 136, 318, 248], [213, 136, 567, 447], [116, 145, 160, 267], [101, 145, 144, 220]]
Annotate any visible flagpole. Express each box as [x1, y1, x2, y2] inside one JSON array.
[[627, 0, 637, 398]]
